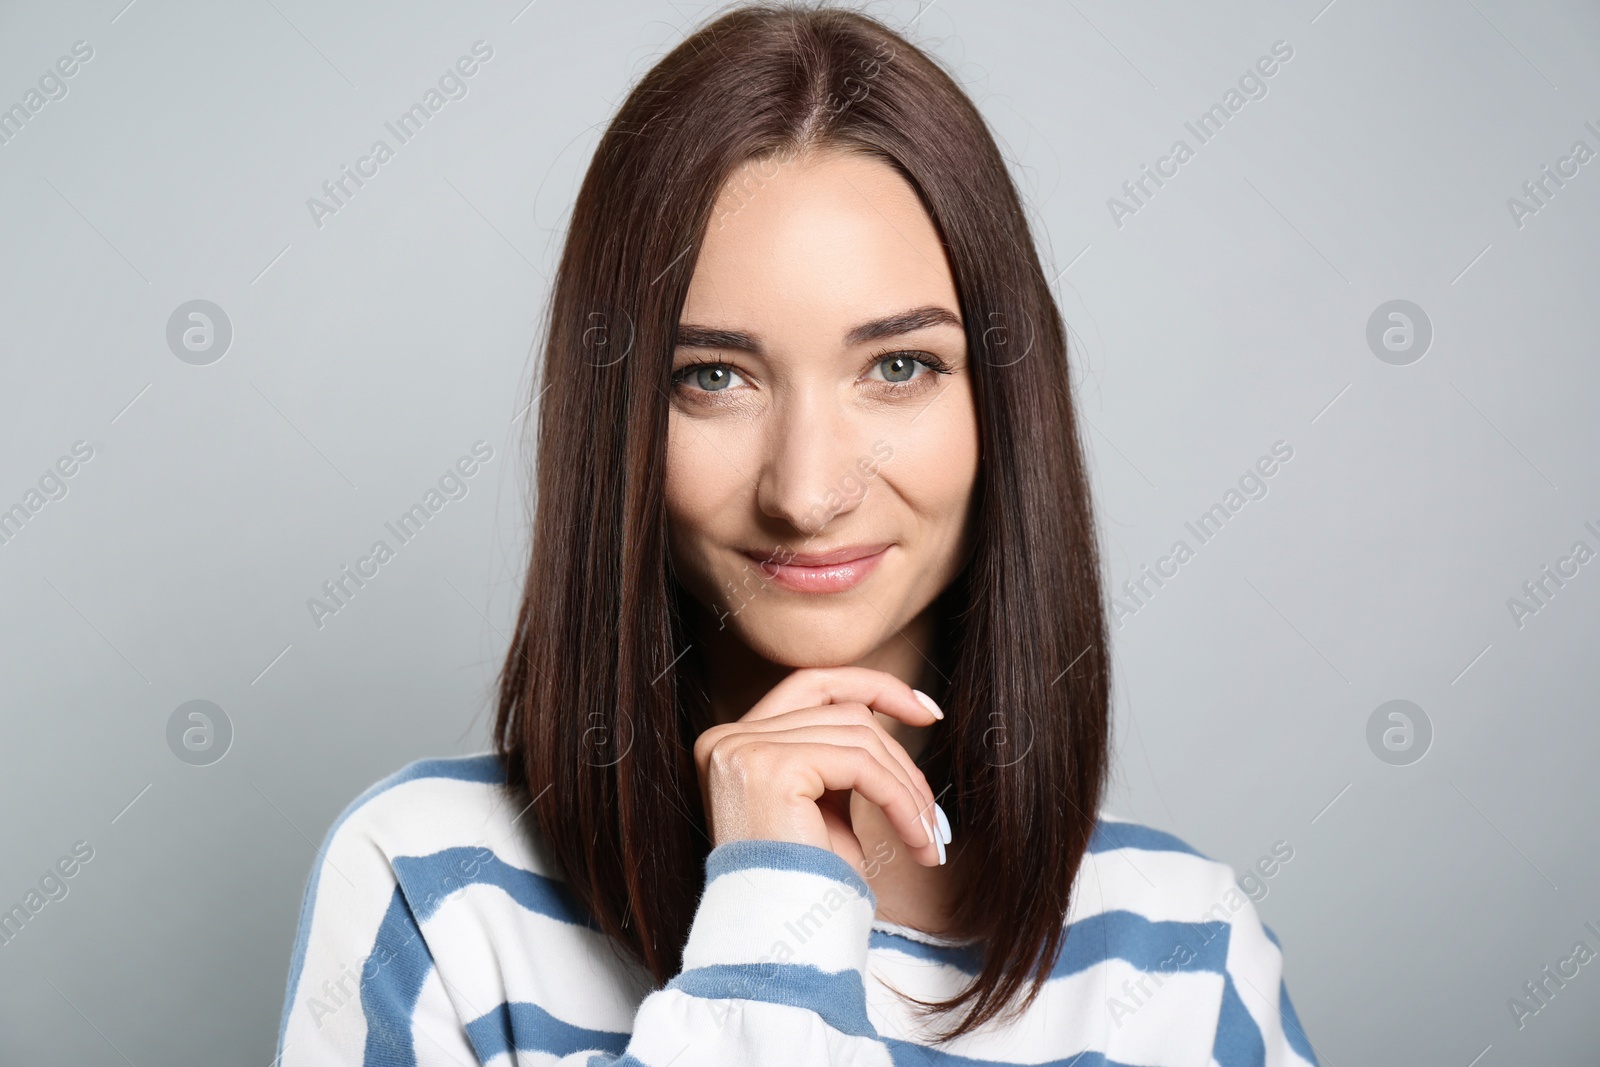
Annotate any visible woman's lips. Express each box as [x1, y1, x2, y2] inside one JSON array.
[[741, 543, 891, 593]]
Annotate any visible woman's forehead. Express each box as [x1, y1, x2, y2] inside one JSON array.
[[685, 152, 958, 345]]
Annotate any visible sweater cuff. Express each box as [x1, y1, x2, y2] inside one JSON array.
[[681, 839, 877, 978]]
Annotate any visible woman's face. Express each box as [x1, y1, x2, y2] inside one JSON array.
[[665, 147, 979, 668]]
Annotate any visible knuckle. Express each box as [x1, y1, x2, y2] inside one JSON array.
[[845, 723, 877, 745], [705, 734, 747, 772], [694, 725, 728, 762], [839, 701, 874, 723], [731, 738, 777, 772]]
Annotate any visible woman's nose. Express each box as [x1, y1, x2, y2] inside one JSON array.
[[754, 401, 873, 536]]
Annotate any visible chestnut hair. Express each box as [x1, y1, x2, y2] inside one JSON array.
[[494, 0, 1109, 1040]]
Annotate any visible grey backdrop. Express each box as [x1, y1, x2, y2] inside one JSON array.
[[2, 0, 1597, 1063]]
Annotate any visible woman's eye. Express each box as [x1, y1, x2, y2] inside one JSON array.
[[672, 355, 940, 397], [870, 353, 930, 384], [675, 364, 745, 392]]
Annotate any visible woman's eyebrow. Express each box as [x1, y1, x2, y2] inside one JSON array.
[[846, 305, 963, 346], [674, 304, 963, 353]]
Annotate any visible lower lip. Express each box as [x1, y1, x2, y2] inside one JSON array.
[[746, 547, 889, 593]]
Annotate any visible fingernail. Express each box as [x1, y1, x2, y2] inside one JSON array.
[[919, 814, 936, 848], [934, 802, 952, 845], [912, 689, 944, 720], [935, 832, 946, 865]]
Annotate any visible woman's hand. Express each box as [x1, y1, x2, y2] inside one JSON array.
[[691, 666, 947, 873]]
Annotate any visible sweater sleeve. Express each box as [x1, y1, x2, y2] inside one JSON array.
[[1209, 887, 1320, 1067], [574, 838, 895, 1066], [279, 829, 894, 1066]]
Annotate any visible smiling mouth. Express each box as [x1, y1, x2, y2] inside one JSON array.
[[740, 543, 891, 594]]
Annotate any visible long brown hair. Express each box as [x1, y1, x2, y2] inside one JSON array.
[[493, 0, 1109, 1041]]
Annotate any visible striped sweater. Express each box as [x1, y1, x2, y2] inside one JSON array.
[[276, 753, 1320, 1066]]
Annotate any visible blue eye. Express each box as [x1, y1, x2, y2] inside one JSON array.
[[874, 354, 922, 383], [674, 363, 746, 391], [670, 353, 948, 399]]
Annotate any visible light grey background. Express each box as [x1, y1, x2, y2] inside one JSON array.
[[1, 0, 1596, 1063]]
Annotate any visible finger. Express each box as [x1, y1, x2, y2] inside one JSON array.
[[716, 703, 939, 835], [743, 666, 943, 731], [729, 719, 924, 826], [794, 742, 945, 864], [729, 669, 945, 833], [724, 725, 941, 861]]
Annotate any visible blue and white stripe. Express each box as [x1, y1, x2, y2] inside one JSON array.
[[276, 753, 1319, 1066]]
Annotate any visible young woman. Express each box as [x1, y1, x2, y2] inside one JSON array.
[[277, 4, 1319, 1064]]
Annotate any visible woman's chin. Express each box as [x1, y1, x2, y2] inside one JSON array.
[[731, 612, 885, 669]]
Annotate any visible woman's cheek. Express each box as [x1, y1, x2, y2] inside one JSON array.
[[668, 410, 761, 493], [887, 382, 978, 508], [665, 420, 742, 599]]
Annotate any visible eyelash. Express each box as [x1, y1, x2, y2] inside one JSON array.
[[670, 349, 953, 399]]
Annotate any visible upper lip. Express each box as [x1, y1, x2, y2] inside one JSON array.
[[743, 542, 891, 567]]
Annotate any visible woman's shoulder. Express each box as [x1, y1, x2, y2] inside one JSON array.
[[313, 750, 560, 885], [280, 755, 644, 1059], [288, 750, 596, 979], [1075, 810, 1295, 934], [324, 750, 504, 832]]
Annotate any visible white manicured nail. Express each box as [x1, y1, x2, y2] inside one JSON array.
[[912, 689, 943, 720]]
